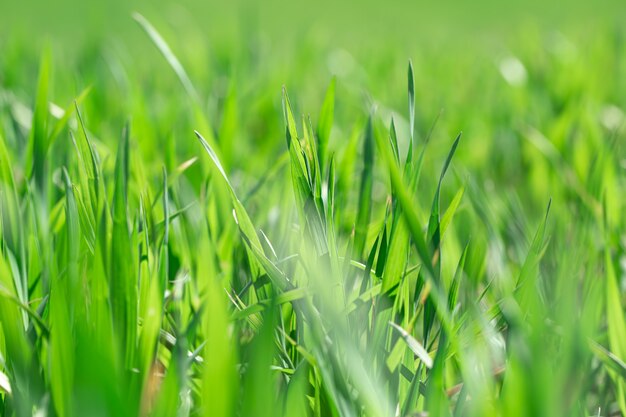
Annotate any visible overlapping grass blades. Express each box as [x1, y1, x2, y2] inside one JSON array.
[[0, 13, 624, 417]]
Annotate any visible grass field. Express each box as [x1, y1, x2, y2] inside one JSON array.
[[1, 1, 626, 416]]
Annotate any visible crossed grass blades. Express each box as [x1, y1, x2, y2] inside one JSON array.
[[0, 13, 625, 417]]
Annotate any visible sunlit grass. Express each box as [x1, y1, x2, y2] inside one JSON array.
[[0, 11, 625, 417]]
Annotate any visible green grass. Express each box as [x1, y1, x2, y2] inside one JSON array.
[[1, 6, 626, 417]]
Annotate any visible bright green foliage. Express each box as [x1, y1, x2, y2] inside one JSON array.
[[0, 9, 625, 417]]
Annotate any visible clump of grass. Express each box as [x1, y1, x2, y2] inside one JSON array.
[[0, 12, 625, 417]]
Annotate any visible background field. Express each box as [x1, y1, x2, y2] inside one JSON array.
[[1, 1, 626, 416]]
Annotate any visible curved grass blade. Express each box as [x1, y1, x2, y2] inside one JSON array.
[[427, 132, 462, 247], [389, 321, 433, 369], [590, 340, 626, 381], [133, 13, 200, 104], [195, 130, 264, 280], [48, 87, 91, 146]]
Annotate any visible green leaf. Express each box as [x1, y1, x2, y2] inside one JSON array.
[[232, 288, 307, 320], [353, 115, 374, 259], [0, 369, 10, 394], [0, 255, 37, 414], [158, 167, 169, 296], [49, 272, 74, 417], [49, 87, 91, 146], [317, 77, 336, 169], [590, 340, 626, 381], [604, 209, 626, 414], [282, 89, 328, 257], [195, 130, 265, 281], [440, 184, 465, 238], [283, 363, 310, 417], [62, 168, 82, 317], [133, 13, 200, 104], [448, 242, 469, 314], [389, 118, 400, 165], [27, 47, 51, 191], [425, 333, 451, 417], [0, 133, 26, 309], [202, 260, 238, 417], [372, 117, 433, 280], [406, 60, 415, 163], [110, 123, 137, 368], [241, 299, 279, 417], [515, 199, 551, 308], [389, 321, 433, 368], [424, 132, 461, 341], [427, 132, 462, 248]]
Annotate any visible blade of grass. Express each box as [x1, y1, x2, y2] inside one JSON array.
[[353, 115, 374, 259], [389, 321, 433, 369], [317, 77, 336, 170], [132, 13, 200, 104], [27, 47, 51, 191]]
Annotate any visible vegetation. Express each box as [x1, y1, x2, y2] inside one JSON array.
[[0, 6, 625, 417]]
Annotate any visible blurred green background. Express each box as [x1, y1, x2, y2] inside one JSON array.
[[2, 0, 626, 53], [2, 0, 625, 218], [2, 0, 625, 40]]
